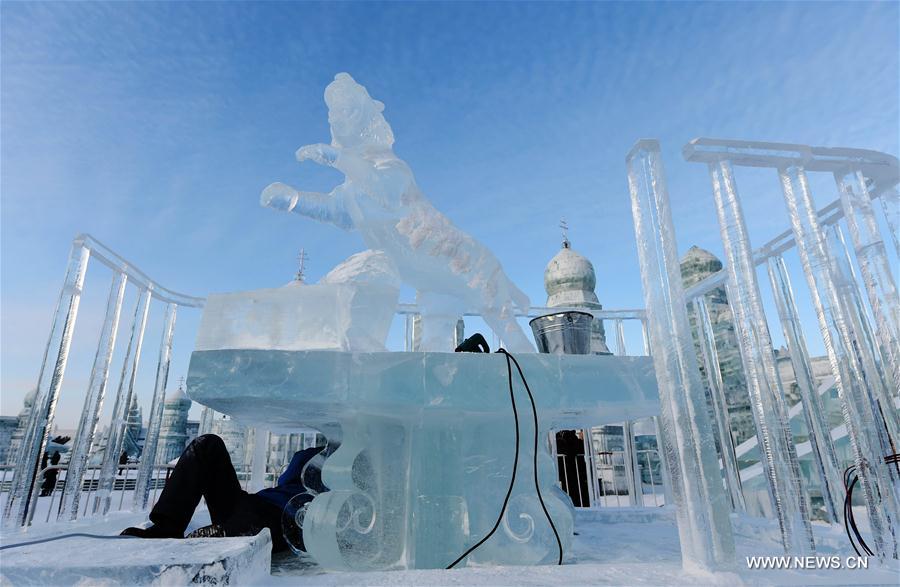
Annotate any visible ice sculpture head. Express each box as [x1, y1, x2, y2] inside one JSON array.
[[325, 73, 394, 150]]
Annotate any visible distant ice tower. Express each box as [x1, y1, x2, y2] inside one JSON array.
[[679, 246, 754, 445]]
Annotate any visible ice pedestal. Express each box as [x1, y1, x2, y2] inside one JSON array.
[[0, 530, 272, 586], [187, 350, 659, 571]]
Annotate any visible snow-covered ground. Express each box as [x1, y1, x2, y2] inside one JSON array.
[[267, 508, 899, 586], [2, 505, 898, 586]]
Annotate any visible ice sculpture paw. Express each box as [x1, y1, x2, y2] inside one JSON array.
[[261, 182, 298, 212], [296, 143, 338, 166]]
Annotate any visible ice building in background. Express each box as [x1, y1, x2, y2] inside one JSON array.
[[157, 382, 193, 464], [7, 389, 36, 464], [773, 347, 835, 416], [679, 246, 755, 445], [209, 415, 248, 471], [0, 416, 17, 466]]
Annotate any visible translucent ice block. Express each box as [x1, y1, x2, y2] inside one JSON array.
[[187, 349, 659, 570], [195, 281, 399, 353]]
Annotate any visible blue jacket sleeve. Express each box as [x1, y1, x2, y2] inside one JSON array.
[[278, 446, 325, 487]]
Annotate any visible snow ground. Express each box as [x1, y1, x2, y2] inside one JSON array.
[[267, 508, 899, 586], [2, 506, 898, 586]]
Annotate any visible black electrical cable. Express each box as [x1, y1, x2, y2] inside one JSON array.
[[843, 453, 899, 557], [445, 348, 564, 569], [0, 533, 137, 551], [502, 349, 564, 566], [445, 350, 520, 569]]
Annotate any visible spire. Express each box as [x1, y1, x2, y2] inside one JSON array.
[[560, 219, 570, 249], [295, 249, 309, 283], [167, 375, 189, 402]]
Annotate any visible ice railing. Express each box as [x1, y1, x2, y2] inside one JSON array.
[[1, 234, 204, 528], [627, 137, 899, 569]]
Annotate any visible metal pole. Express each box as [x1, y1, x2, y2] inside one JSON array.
[[58, 272, 127, 520], [133, 303, 177, 511], [93, 288, 151, 515], [4, 240, 90, 527]]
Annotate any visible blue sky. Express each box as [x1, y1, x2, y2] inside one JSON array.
[[2, 1, 898, 427]]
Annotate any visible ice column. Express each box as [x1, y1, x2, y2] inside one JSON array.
[[706, 159, 815, 554], [622, 421, 642, 506], [3, 241, 90, 527], [640, 319, 651, 355], [133, 303, 177, 510], [765, 256, 841, 523], [614, 319, 627, 356], [779, 164, 899, 559], [645, 319, 674, 505], [249, 428, 271, 492], [59, 272, 127, 520], [880, 187, 900, 257], [93, 288, 151, 515], [626, 139, 734, 570], [613, 320, 642, 505], [827, 226, 900, 449], [692, 297, 745, 513], [834, 170, 900, 396], [198, 406, 215, 436], [652, 416, 674, 505]]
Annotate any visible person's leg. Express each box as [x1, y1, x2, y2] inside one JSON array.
[[124, 434, 244, 538]]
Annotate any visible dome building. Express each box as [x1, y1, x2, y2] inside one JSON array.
[[543, 236, 610, 354], [158, 381, 192, 463]]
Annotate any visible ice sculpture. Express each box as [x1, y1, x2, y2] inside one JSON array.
[[195, 251, 400, 353], [683, 137, 900, 560], [187, 348, 660, 570], [261, 73, 533, 352]]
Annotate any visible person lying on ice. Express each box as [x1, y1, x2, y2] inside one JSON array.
[[121, 434, 325, 552]]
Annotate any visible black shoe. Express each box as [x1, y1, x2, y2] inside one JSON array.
[[120, 524, 182, 539], [186, 524, 228, 539]]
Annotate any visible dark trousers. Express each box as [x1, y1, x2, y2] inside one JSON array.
[[149, 434, 285, 550]]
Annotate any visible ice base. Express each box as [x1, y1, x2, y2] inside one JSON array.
[[187, 350, 659, 571], [0, 528, 272, 586]]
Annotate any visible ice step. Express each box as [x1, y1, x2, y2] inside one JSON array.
[[0, 529, 271, 586]]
